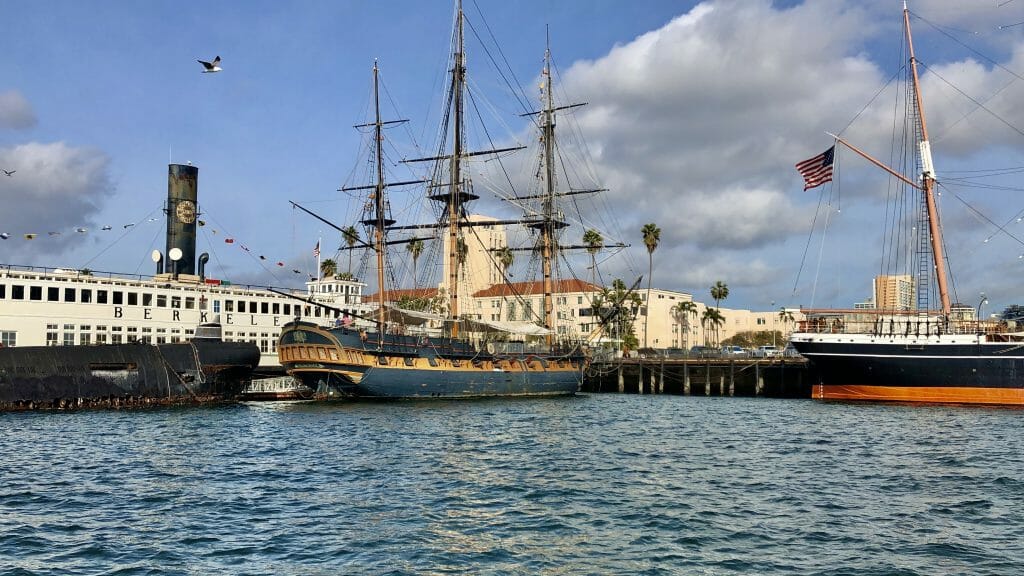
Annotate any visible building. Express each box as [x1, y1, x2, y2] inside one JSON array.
[[873, 274, 915, 310]]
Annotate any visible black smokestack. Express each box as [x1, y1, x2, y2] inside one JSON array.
[[165, 164, 199, 276]]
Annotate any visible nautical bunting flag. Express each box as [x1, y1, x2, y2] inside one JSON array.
[[796, 145, 835, 190]]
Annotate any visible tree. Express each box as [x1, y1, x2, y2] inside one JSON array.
[[778, 307, 795, 340], [673, 300, 698, 349], [319, 258, 337, 280], [583, 228, 603, 285], [641, 223, 660, 347], [342, 226, 360, 275], [596, 278, 641, 353], [495, 246, 513, 279], [406, 239, 424, 285], [701, 307, 725, 346], [456, 237, 468, 278], [710, 280, 729, 311]]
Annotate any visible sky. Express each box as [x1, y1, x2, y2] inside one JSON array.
[[3, 0, 1024, 315]]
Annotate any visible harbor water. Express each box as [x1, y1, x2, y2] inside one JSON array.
[[2, 395, 1022, 575]]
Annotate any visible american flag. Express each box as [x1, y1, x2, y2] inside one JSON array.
[[313, 240, 320, 258], [795, 145, 835, 190]]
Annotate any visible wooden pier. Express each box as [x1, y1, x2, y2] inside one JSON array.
[[583, 357, 812, 398]]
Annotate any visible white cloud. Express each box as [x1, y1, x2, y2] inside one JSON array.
[[0, 142, 113, 259], [0, 90, 37, 130]]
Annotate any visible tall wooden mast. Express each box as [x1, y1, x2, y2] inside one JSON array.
[[448, 0, 466, 337], [372, 61, 388, 337], [904, 2, 951, 315]]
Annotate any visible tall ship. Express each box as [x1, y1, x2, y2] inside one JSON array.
[[789, 3, 1024, 405], [277, 2, 611, 399], [0, 164, 374, 371]]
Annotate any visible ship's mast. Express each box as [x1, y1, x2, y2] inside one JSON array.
[[448, 0, 466, 337], [539, 41, 557, 347], [372, 61, 388, 338], [904, 3, 951, 315]]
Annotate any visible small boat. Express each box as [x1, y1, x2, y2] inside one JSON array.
[[789, 4, 1024, 406], [240, 376, 313, 401], [278, 1, 614, 399]]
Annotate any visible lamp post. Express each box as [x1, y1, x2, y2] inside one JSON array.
[[771, 300, 776, 348]]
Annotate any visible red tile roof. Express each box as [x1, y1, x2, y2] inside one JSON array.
[[472, 278, 600, 298]]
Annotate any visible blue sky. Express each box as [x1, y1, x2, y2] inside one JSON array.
[[4, 0, 1024, 315]]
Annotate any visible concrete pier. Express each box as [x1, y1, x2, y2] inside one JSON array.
[[583, 357, 812, 398]]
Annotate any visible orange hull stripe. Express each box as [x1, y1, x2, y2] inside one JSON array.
[[814, 384, 1024, 405]]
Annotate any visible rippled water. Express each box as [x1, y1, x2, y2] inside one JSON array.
[[2, 395, 1022, 575]]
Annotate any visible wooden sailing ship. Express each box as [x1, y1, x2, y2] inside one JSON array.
[[277, 2, 606, 399]]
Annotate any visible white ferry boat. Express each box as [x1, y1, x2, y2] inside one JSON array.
[[0, 164, 373, 370]]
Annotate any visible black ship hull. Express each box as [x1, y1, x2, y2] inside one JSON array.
[[0, 341, 260, 410], [791, 337, 1024, 405]]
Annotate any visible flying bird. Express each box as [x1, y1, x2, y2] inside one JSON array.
[[2, 170, 14, 177], [197, 56, 222, 73], [101, 225, 112, 231]]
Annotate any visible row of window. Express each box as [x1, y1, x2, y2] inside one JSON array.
[[0, 283, 360, 319]]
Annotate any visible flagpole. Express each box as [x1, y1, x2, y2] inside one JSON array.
[[316, 236, 322, 281]]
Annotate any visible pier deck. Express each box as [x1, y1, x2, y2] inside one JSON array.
[[584, 357, 812, 398]]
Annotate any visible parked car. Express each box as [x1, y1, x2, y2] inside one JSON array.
[[721, 345, 746, 356], [753, 345, 781, 358], [689, 345, 719, 358]]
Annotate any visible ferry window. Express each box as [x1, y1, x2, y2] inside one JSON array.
[[171, 296, 181, 309], [578, 296, 583, 304], [97, 290, 108, 304], [315, 307, 321, 318], [284, 304, 291, 315], [46, 331, 57, 346], [30, 286, 42, 301], [235, 300, 244, 312], [143, 293, 153, 307], [185, 297, 194, 310], [128, 292, 138, 306], [261, 302, 269, 314], [156, 336, 166, 344], [80, 333, 91, 345], [213, 300, 221, 313], [12, 285, 24, 300], [81, 289, 92, 303], [0, 331, 15, 347], [260, 339, 269, 354], [225, 300, 234, 312], [157, 295, 167, 308], [97, 333, 107, 344], [97, 326, 106, 332], [111, 334, 122, 344], [113, 291, 123, 305], [0, 284, 5, 299], [63, 288, 75, 302], [273, 303, 280, 315], [80, 325, 91, 332], [63, 331, 74, 346]]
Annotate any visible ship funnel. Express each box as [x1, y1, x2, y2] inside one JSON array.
[[198, 252, 210, 281], [165, 164, 199, 276]]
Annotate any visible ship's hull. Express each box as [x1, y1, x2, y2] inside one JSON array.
[[790, 333, 1024, 405], [278, 322, 582, 399], [0, 340, 260, 410]]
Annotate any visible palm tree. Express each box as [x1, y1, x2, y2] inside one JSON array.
[[406, 239, 424, 285], [673, 300, 698, 349], [342, 226, 360, 275], [778, 306, 795, 341], [701, 307, 725, 346], [583, 229, 603, 284], [496, 246, 513, 279], [641, 223, 660, 347], [710, 280, 729, 311], [320, 258, 338, 280]]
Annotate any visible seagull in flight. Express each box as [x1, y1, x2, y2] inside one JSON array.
[[197, 56, 222, 73], [2, 170, 14, 177]]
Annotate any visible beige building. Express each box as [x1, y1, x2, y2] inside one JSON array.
[[873, 274, 915, 310]]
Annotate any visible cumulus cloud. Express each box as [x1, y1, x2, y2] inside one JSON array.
[[0, 142, 113, 259], [0, 90, 37, 130]]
